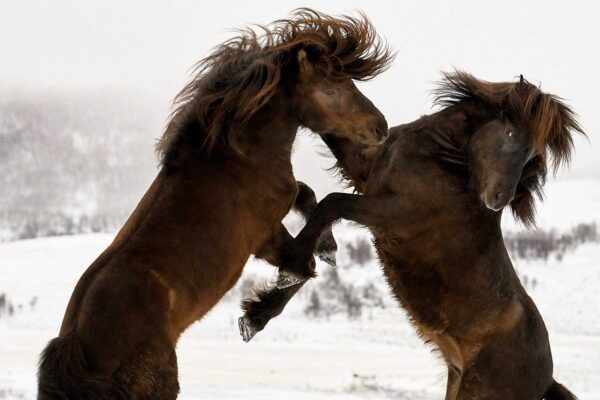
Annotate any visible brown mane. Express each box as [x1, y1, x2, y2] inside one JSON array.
[[157, 8, 393, 166], [432, 70, 585, 226]]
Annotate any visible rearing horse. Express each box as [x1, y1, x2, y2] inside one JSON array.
[[37, 9, 392, 399], [243, 72, 584, 399]]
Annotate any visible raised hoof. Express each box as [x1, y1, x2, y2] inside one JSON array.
[[276, 270, 305, 289], [316, 250, 337, 267], [316, 232, 337, 250], [315, 232, 337, 267], [238, 315, 258, 343]]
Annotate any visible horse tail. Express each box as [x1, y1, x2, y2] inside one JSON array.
[[37, 335, 128, 400], [544, 378, 578, 400]]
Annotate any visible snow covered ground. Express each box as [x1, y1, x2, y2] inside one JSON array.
[[0, 178, 599, 399]]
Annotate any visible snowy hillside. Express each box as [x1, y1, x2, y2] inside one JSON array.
[[0, 220, 598, 399]]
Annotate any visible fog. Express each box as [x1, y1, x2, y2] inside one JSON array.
[[1, 0, 598, 196]]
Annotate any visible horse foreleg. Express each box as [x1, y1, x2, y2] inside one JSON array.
[[277, 193, 403, 285], [238, 277, 307, 342], [238, 182, 337, 342], [254, 181, 337, 269], [239, 223, 312, 342], [292, 181, 337, 267], [445, 365, 462, 400], [240, 193, 400, 341], [254, 181, 338, 290]]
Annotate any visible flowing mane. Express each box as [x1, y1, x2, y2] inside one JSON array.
[[157, 8, 393, 166], [432, 71, 585, 226]]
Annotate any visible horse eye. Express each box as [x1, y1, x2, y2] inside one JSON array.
[[326, 89, 335, 96], [505, 129, 514, 137]]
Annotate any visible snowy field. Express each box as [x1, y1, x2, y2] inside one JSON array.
[[0, 178, 599, 399]]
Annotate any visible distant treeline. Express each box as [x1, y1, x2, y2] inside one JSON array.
[[504, 222, 598, 261], [0, 88, 163, 241], [341, 223, 599, 266], [302, 222, 598, 320]]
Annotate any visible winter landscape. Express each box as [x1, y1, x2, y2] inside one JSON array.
[[1, 182, 599, 399], [2, 1, 600, 399]]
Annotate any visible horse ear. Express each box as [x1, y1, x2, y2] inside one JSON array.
[[519, 74, 525, 90], [297, 49, 314, 76]]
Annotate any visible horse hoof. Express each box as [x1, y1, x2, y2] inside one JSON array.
[[316, 250, 337, 267], [316, 232, 337, 253], [315, 232, 337, 266], [238, 315, 258, 343], [276, 270, 304, 289]]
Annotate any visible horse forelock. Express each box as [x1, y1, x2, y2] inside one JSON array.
[[156, 8, 393, 166]]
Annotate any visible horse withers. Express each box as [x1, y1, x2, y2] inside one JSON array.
[[243, 71, 584, 400], [37, 9, 393, 399]]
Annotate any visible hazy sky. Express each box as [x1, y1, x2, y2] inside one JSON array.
[[1, 0, 598, 194]]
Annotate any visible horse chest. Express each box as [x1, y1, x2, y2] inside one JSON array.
[[257, 179, 297, 218], [243, 166, 297, 217], [376, 242, 450, 331]]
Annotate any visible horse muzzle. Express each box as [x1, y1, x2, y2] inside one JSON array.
[[482, 188, 515, 212]]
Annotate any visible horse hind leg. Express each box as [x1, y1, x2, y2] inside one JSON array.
[[114, 347, 179, 400]]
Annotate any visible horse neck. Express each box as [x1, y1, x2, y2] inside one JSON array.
[[415, 106, 468, 152], [113, 91, 301, 248], [234, 90, 300, 166]]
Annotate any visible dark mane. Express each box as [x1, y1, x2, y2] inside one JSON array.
[[432, 70, 585, 226], [157, 8, 393, 166]]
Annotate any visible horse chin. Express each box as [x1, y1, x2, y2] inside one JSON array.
[[361, 133, 387, 145], [479, 179, 517, 212], [375, 135, 388, 145], [481, 191, 513, 212], [483, 199, 506, 212]]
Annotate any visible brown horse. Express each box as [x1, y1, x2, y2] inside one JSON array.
[[242, 72, 584, 399], [37, 9, 393, 399]]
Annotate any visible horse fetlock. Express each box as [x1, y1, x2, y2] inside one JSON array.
[[276, 270, 306, 289], [280, 242, 317, 279]]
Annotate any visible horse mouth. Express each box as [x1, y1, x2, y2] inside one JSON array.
[[361, 131, 388, 145], [376, 133, 389, 144]]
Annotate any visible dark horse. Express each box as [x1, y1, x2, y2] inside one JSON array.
[[242, 72, 584, 399], [37, 9, 393, 399]]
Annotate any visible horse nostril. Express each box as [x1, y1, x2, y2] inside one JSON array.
[[495, 191, 506, 202]]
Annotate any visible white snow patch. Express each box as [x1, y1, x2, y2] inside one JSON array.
[[0, 230, 598, 399]]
